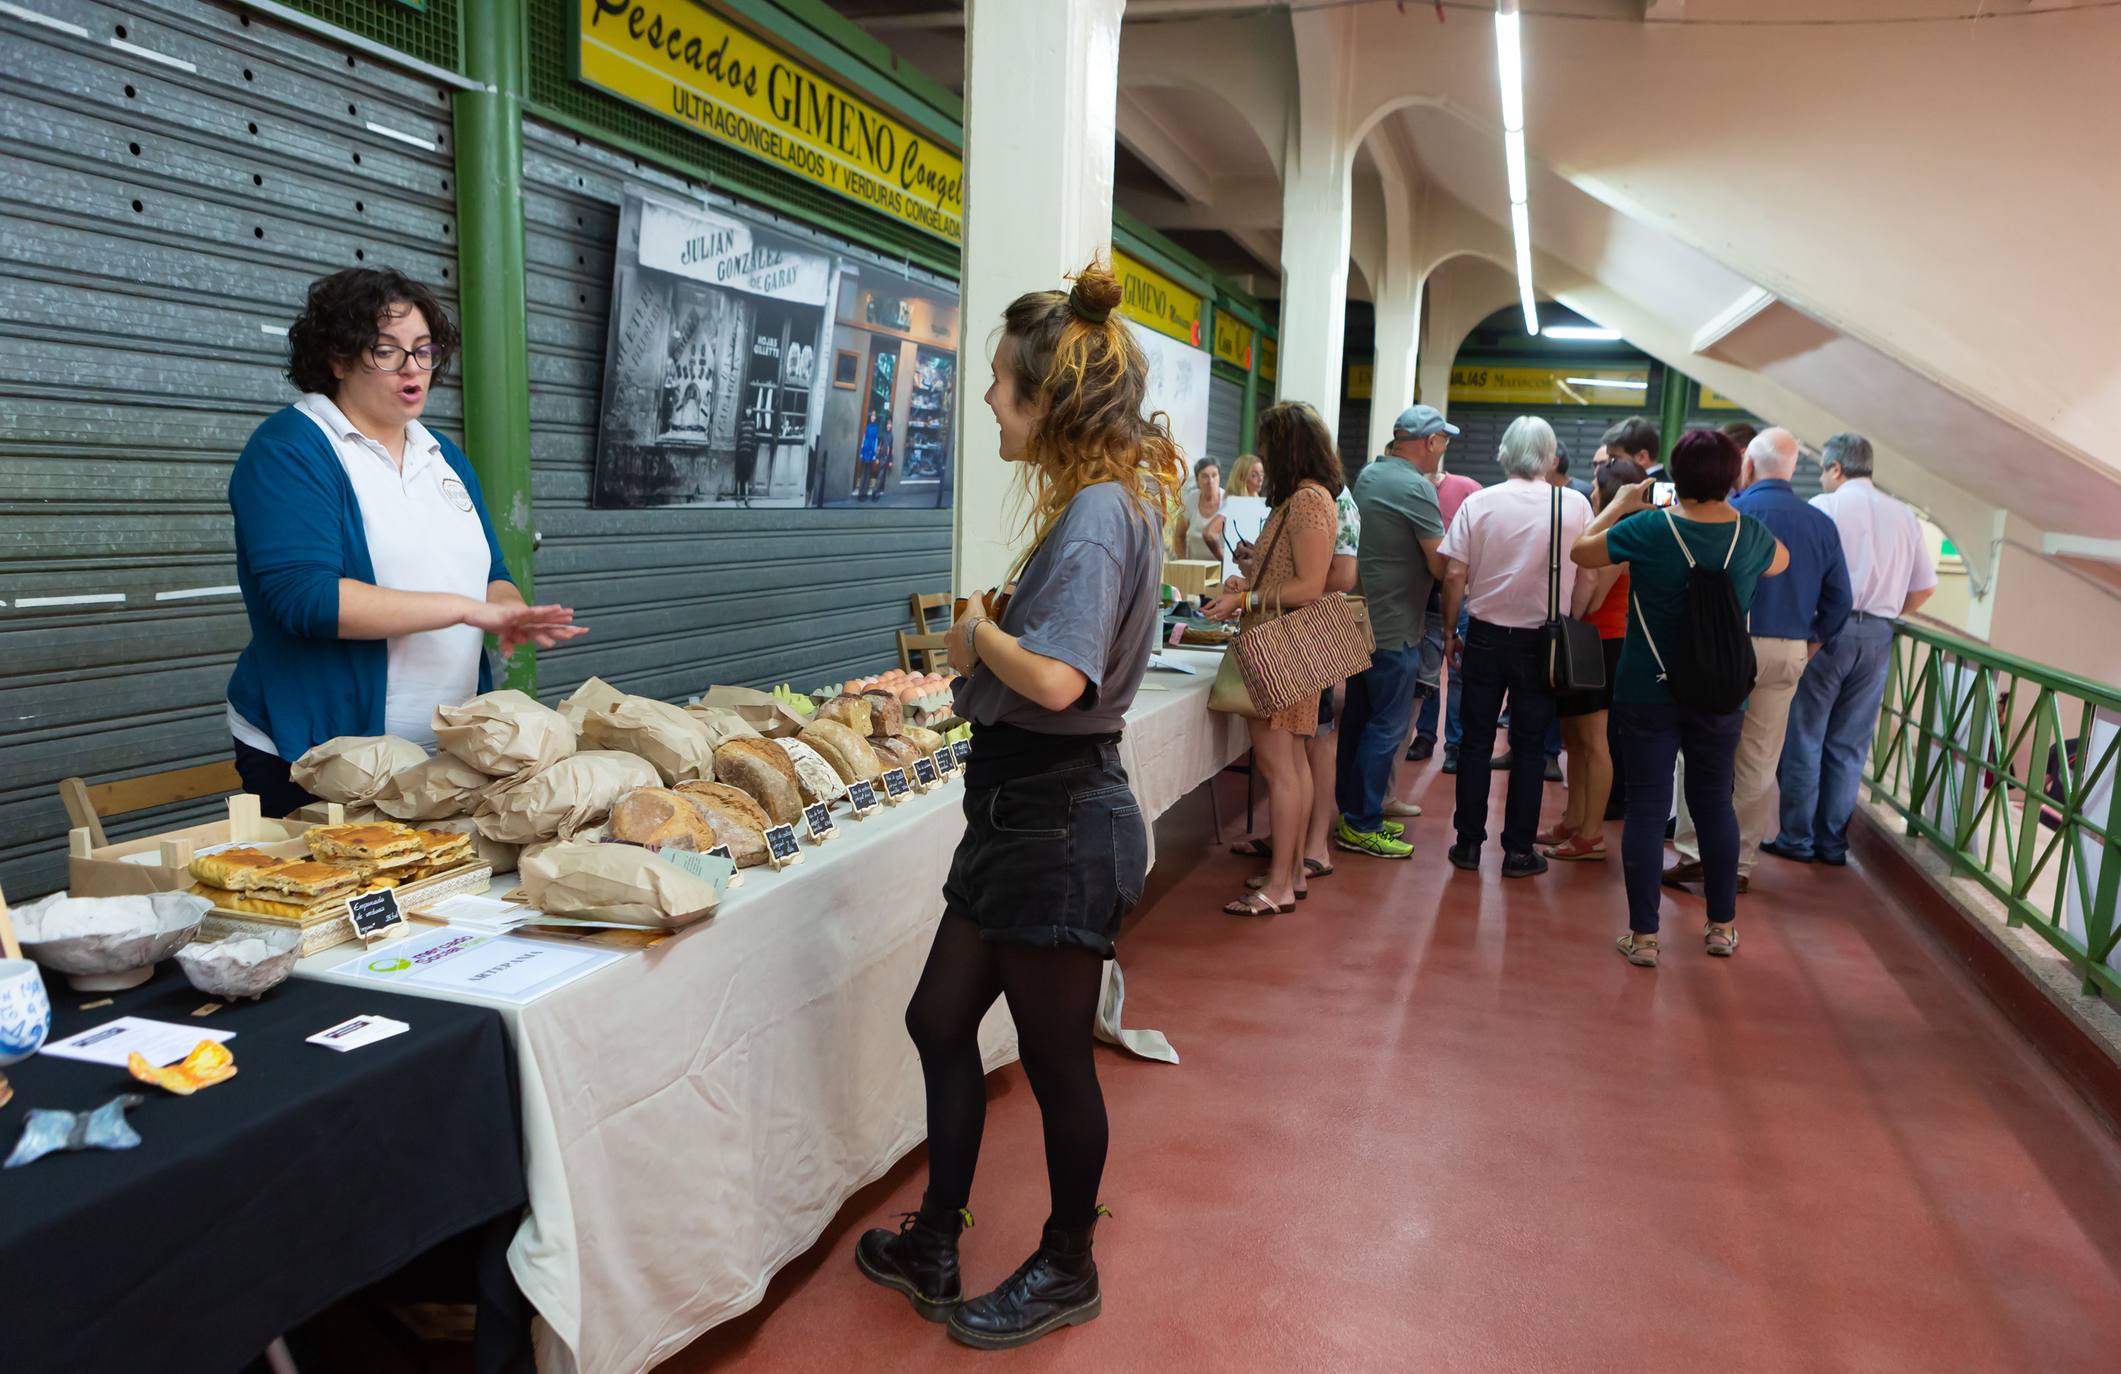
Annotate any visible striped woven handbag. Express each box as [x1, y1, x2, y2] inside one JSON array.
[[1222, 501, 1374, 716]]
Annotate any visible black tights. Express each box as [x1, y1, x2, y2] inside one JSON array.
[[905, 914, 1109, 1230]]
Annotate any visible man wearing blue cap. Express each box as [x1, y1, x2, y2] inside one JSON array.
[[1332, 404, 1455, 859]]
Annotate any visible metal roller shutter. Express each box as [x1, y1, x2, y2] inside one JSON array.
[[519, 121, 956, 710], [1337, 396, 1368, 484], [0, 0, 461, 899], [1206, 372, 1243, 468], [1446, 407, 1643, 487]]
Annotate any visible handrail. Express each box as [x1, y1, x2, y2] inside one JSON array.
[[1867, 623, 2121, 1000]]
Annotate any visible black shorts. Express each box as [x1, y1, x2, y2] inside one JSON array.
[[944, 724, 1148, 958], [1556, 638, 1625, 718]]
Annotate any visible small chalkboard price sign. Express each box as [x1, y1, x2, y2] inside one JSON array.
[[762, 823, 804, 870], [953, 739, 972, 766], [802, 801, 837, 843], [912, 754, 940, 790], [346, 888, 405, 946], [880, 768, 912, 803], [933, 746, 957, 778], [705, 843, 744, 888], [845, 778, 879, 818]]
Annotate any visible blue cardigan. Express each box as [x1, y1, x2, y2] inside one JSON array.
[[226, 406, 515, 760]]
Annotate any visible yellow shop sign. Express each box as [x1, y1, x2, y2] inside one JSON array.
[[1213, 311, 1255, 371], [1448, 365, 1651, 406], [1112, 249, 1204, 348], [577, 0, 963, 243], [1697, 384, 1745, 411], [1260, 335, 1277, 383]]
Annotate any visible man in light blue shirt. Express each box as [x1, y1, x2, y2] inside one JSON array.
[[1765, 432, 1936, 866], [1669, 429, 1852, 888]]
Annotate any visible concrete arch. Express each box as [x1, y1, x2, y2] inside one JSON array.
[[1117, 13, 1292, 184]]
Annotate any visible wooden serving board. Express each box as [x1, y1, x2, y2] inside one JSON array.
[[199, 862, 493, 957]]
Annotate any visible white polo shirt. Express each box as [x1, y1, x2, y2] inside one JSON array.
[[228, 395, 493, 753], [1810, 477, 1936, 618], [1439, 476, 1591, 630]]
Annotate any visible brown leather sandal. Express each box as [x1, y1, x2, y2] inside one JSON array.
[[1615, 932, 1660, 967]]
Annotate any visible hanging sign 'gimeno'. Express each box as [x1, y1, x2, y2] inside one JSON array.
[[577, 0, 963, 243]]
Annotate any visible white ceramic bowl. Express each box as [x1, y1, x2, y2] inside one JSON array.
[[174, 930, 303, 1001], [0, 959, 52, 1066], [16, 891, 211, 992]]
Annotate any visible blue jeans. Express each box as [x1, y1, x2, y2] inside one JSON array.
[[1335, 643, 1424, 832], [1417, 605, 1467, 746], [1613, 701, 1744, 933], [1451, 618, 1556, 855], [1775, 614, 1896, 861]]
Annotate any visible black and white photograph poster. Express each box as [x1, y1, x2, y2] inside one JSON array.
[[595, 192, 836, 508]]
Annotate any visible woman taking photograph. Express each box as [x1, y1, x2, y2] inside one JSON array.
[[1539, 458, 1645, 861], [225, 268, 584, 814], [1202, 402, 1343, 916], [855, 264, 1178, 1350], [1571, 431, 1787, 967]]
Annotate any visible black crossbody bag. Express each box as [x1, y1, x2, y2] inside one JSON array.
[[1541, 486, 1606, 694]]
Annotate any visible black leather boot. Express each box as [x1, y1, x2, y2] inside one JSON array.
[[855, 1200, 966, 1321], [947, 1220, 1101, 1350]]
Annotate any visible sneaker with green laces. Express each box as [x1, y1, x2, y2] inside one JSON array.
[[1331, 817, 1413, 860]]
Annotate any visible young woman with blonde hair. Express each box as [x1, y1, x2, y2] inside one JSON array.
[[856, 263, 1182, 1350]]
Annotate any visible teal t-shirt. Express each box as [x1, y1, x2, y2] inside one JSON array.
[[1606, 509, 1778, 706]]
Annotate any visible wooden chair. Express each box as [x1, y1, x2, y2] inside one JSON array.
[[898, 629, 951, 674], [908, 591, 953, 635], [59, 761, 244, 850]]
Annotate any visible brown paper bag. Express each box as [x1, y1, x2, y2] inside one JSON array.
[[374, 753, 493, 820], [434, 690, 577, 779], [681, 704, 764, 749], [290, 736, 429, 805], [581, 696, 718, 785], [472, 751, 659, 845], [556, 675, 628, 732], [689, 685, 808, 739], [518, 841, 718, 929]]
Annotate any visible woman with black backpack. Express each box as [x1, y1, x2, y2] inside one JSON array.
[[1570, 430, 1788, 968]]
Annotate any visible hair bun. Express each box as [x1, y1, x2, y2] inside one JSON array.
[[1067, 264, 1124, 324]]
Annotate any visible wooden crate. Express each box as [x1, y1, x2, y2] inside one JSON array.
[[68, 795, 311, 898]]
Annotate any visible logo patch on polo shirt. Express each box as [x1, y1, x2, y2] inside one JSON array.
[[440, 476, 473, 512]]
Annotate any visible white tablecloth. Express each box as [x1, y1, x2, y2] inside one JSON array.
[[297, 648, 1241, 1374]]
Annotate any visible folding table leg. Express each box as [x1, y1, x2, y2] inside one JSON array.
[[264, 1338, 299, 1374]]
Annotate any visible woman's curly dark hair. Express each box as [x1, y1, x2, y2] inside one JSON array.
[[286, 268, 458, 396]]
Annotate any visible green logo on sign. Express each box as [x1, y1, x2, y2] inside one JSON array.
[[367, 957, 412, 973]]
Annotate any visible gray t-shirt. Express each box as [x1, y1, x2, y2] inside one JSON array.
[[953, 480, 1164, 735], [1352, 456, 1446, 651]]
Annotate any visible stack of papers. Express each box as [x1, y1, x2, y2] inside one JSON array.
[[417, 892, 533, 934]]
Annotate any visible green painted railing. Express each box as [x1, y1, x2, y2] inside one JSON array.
[[1869, 622, 2121, 999]]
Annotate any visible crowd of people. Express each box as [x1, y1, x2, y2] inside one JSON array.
[[1209, 405, 1937, 967]]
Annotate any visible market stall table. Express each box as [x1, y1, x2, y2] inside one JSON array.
[[0, 964, 528, 1374], [296, 647, 1243, 1374]]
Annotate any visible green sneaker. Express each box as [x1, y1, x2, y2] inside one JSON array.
[[1380, 819, 1406, 839], [1332, 817, 1413, 860]]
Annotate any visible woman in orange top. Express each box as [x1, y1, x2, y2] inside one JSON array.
[[1541, 459, 1646, 859]]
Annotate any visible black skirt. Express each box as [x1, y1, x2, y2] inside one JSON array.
[[944, 723, 1148, 957]]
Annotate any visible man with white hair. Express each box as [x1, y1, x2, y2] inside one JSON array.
[[1440, 415, 1593, 879], [1667, 428, 1852, 890]]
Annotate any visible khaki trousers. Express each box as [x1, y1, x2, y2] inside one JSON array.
[[1675, 636, 1810, 876]]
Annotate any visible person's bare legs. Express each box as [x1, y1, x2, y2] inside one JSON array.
[[1557, 716, 1592, 837], [1576, 710, 1613, 846], [1303, 729, 1338, 876], [1243, 723, 1308, 908]]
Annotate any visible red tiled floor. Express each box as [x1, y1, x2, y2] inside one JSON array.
[[661, 761, 2121, 1373]]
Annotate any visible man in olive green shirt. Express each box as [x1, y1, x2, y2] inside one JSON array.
[[1332, 405, 1451, 859]]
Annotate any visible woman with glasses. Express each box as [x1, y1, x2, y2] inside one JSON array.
[[224, 267, 585, 813]]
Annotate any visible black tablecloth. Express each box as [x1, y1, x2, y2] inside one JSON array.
[[0, 961, 529, 1374]]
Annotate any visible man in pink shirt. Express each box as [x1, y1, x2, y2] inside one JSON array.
[[1407, 438, 1483, 765]]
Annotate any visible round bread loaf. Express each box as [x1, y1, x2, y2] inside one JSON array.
[[713, 737, 803, 824], [673, 782, 771, 868], [608, 788, 715, 850], [773, 737, 849, 806], [869, 736, 921, 772], [801, 718, 884, 783], [817, 694, 873, 736], [861, 691, 905, 737], [899, 724, 944, 760]]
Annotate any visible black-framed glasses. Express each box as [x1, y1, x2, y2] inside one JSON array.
[[368, 343, 446, 373]]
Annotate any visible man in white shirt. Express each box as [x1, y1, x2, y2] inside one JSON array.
[[1766, 432, 1937, 866], [1440, 416, 1592, 878]]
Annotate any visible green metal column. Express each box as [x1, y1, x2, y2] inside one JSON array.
[[1658, 360, 1691, 462], [455, 0, 537, 692], [1240, 338, 1262, 453]]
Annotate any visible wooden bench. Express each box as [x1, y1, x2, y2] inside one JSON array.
[[59, 760, 244, 850]]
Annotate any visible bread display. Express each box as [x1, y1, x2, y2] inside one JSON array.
[[434, 689, 578, 779], [772, 738, 848, 807], [869, 736, 921, 773], [800, 719, 884, 783], [817, 694, 874, 737], [582, 695, 718, 785], [608, 788, 718, 850], [374, 752, 490, 820], [862, 691, 905, 737], [712, 738, 803, 824], [829, 669, 957, 727], [188, 847, 290, 893], [673, 782, 772, 868], [899, 724, 945, 761], [683, 704, 764, 749], [306, 823, 424, 864], [248, 860, 362, 898], [290, 735, 429, 805], [474, 751, 661, 845]]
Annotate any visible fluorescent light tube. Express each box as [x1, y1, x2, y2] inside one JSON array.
[[1562, 377, 1649, 390], [1505, 129, 1527, 205], [1545, 325, 1621, 342], [1495, 7, 1523, 133]]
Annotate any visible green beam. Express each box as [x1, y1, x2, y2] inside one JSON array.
[[1241, 335, 1261, 453], [1658, 361, 1691, 462], [455, 0, 537, 693]]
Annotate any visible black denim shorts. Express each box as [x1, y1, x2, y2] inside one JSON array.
[[944, 727, 1148, 957]]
